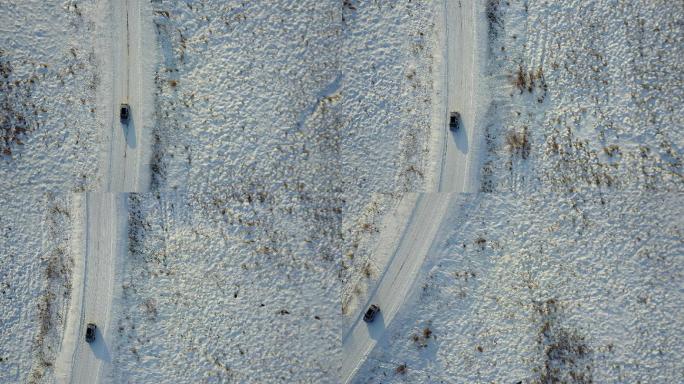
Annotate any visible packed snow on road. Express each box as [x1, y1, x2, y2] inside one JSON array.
[[0, 0, 681, 383]]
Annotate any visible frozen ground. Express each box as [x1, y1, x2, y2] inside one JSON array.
[[147, 4, 440, 368], [3, 1, 440, 382], [2, 0, 682, 383], [354, 191, 682, 383], [1, 2, 101, 382]]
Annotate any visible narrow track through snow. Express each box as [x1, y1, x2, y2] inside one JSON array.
[[341, 0, 484, 381], [438, 0, 480, 192], [341, 195, 450, 382], [57, 193, 126, 384], [104, 0, 149, 192], [56, 1, 152, 382]]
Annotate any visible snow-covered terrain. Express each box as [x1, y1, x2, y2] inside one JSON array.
[[349, 0, 683, 382], [1, 2, 102, 382], [113, 192, 340, 382], [354, 191, 682, 383], [1, 1, 101, 191], [147, 0, 435, 196], [0, 191, 75, 383], [1, 0, 682, 383], [479, 0, 682, 194]]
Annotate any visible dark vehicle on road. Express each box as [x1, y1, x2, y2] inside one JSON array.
[[120, 103, 130, 124], [449, 111, 461, 131], [85, 323, 97, 343], [363, 304, 380, 323]]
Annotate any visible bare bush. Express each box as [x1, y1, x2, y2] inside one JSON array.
[[506, 126, 531, 160], [534, 299, 593, 384], [513, 65, 547, 99], [0, 50, 37, 158], [143, 298, 158, 319]]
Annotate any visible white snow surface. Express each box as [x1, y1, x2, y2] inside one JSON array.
[[479, 0, 683, 193], [353, 192, 683, 383], [112, 192, 340, 382], [147, 0, 434, 196], [0, 0, 96, 360], [349, 0, 683, 382], [0, 0, 101, 191], [0, 191, 74, 383], [1, 0, 682, 383]]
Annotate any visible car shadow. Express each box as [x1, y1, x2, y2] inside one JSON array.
[[367, 311, 386, 341], [451, 119, 469, 154], [88, 327, 111, 363], [124, 111, 137, 149]]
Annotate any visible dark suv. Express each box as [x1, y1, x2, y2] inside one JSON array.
[[449, 111, 461, 131], [363, 304, 380, 323], [120, 103, 130, 124], [85, 323, 97, 343]]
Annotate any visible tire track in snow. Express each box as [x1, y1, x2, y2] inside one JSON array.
[[438, 0, 481, 193], [342, 0, 483, 381], [104, 0, 150, 192], [57, 193, 126, 384], [341, 195, 450, 383]]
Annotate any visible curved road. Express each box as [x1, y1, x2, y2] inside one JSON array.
[[341, 0, 484, 382], [341, 195, 450, 381]]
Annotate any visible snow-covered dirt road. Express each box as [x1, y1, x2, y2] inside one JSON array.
[[341, 195, 450, 382], [55, 1, 152, 382], [55, 193, 126, 384], [342, 0, 484, 381], [103, 0, 152, 192], [437, 0, 484, 193]]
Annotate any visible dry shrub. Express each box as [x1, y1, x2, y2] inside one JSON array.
[[1, 51, 36, 158], [513, 65, 547, 97], [506, 126, 531, 159]]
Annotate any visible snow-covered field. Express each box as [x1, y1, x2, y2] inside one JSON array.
[[480, 0, 682, 193], [148, 0, 434, 196], [1, 0, 682, 383], [0, 191, 75, 383], [113, 192, 340, 382], [349, 0, 682, 382], [146, 3, 439, 368], [1, 1, 101, 191], [354, 191, 682, 383], [1, 1, 99, 382]]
